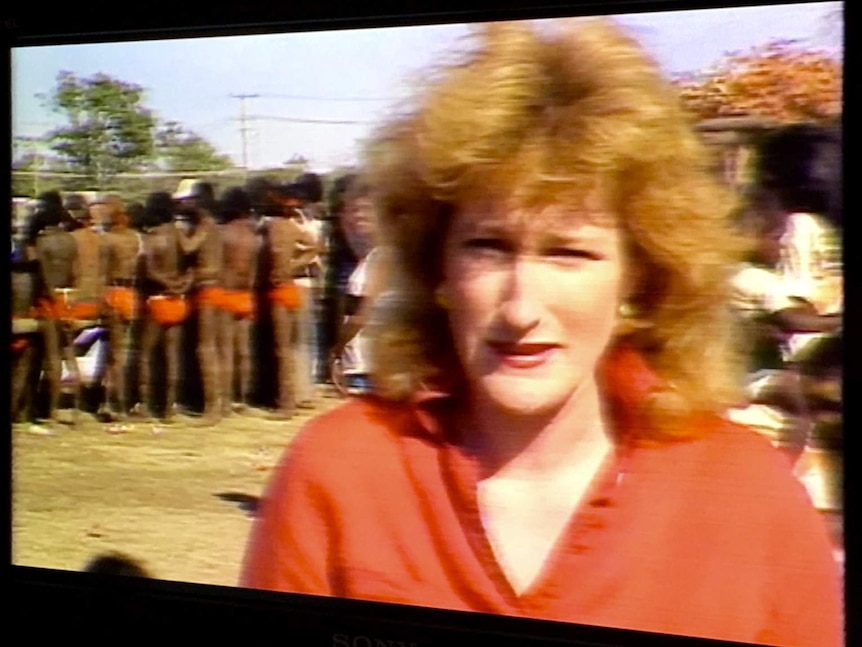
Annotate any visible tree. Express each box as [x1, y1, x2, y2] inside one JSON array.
[[155, 121, 233, 172], [673, 40, 842, 124], [46, 71, 156, 185]]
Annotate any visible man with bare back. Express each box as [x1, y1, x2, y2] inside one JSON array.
[[68, 196, 105, 324], [101, 196, 142, 420], [137, 192, 192, 423], [259, 182, 319, 419], [216, 187, 258, 417], [27, 192, 82, 429], [174, 180, 224, 425]]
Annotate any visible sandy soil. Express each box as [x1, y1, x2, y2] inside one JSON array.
[[12, 391, 346, 587], [12, 390, 844, 589]]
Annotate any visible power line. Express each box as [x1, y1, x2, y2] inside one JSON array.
[[230, 93, 259, 170], [250, 114, 377, 126], [253, 92, 391, 103]]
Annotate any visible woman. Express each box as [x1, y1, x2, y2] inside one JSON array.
[[329, 176, 385, 395], [242, 21, 841, 646]]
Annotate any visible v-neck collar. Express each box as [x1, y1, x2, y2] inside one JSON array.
[[403, 343, 656, 611], [439, 435, 633, 609]]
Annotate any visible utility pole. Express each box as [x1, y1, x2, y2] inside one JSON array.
[[231, 94, 259, 179]]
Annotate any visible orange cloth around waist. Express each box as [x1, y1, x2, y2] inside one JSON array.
[[220, 289, 255, 318], [197, 286, 226, 309], [269, 283, 301, 310], [36, 296, 100, 321], [67, 300, 100, 321], [104, 286, 137, 321], [146, 295, 189, 326], [36, 298, 100, 320], [11, 337, 30, 353]]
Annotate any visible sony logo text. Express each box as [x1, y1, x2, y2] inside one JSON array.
[[332, 633, 419, 647]]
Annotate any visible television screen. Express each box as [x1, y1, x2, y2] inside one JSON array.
[[8, 1, 846, 645]]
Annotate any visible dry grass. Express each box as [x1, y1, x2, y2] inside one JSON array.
[[12, 393, 346, 586]]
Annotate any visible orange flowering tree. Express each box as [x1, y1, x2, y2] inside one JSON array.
[[673, 39, 842, 124]]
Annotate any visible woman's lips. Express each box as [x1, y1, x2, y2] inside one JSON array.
[[488, 342, 558, 369]]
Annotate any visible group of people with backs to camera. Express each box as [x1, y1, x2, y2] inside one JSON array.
[[10, 171, 381, 431]]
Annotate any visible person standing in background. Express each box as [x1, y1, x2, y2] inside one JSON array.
[[329, 177, 384, 394], [28, 192, 82, 429], [175, 180, 225, 426], [293, 173, 329, 384], [101, 197, 143, 421], [322, 174, 361, 379], [217, 186, 259, 417], [259, 183, 319, 419], [276, 182, 321, 408], [136, 192, 193, 423], [68, 196, 105, 324]]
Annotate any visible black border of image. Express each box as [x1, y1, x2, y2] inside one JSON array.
[[3, 1, 854, 645]]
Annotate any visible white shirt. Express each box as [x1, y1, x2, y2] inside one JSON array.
[[777, 213, 842, 360], [731, 263, 797, 318], [342, 247, 380, 375]]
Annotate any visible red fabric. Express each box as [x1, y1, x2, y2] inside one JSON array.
[[196, 286, 225, 309], [146, 295, 189, 326], [11, 337, 30, 353], [269, 283, 302, 310], [104, 286, 137, 321], [220, 289, 255, 318], [241, 347, 843, 647]]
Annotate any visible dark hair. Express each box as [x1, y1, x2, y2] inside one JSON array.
[[219, 186, 253, 222], [37, 190, 64, 210], [145, 191, 176, 226], [246, 176, 280, 218], [64, 193, 89, 214], [276, 181, 304, 201], [84, 552, 151, 578], [27, 191, 66, 242], [126, 202, 146, 230], [294, 172, 324, 203], [327, 173, 358, 216], [757, 122, 842, 228], [191, 181, 217, 212]]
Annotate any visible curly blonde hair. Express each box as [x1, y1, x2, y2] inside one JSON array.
[[362, 19, 749, 440]]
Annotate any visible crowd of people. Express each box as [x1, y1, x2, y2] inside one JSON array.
[[10, 171, 380, 431]]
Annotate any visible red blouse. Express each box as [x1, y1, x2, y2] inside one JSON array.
[[241, 347, 843, 647]]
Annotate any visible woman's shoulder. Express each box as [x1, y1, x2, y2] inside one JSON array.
[[648, 416, 813, 506]]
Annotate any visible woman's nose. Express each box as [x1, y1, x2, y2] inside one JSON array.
[[498, 257, 544, 331]]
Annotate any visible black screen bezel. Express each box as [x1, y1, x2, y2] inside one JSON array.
[[4, 1, 850, 645]]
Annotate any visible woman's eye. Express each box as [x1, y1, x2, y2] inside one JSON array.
[[546, 247, 600, 260], [464, 238, 511, 253]]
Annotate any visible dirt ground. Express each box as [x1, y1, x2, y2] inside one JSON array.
[[11, 390, 346, 587], [13, 391, 844, 590]]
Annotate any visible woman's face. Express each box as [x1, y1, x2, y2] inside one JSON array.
[[342, 196, 376, 255], [440, 195, 627, 418]]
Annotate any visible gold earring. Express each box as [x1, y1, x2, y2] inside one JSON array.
[[618, 302, 636, 318], [434, 286, 451, 310]]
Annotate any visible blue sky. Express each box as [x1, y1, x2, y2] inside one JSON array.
[[11, 2, 842, 172]]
